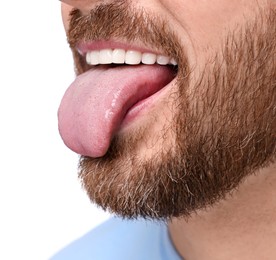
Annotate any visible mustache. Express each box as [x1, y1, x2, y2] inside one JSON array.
[[67, 1, 186, 66]]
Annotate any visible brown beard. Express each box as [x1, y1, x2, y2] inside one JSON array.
[[67, 3, 276, 220]]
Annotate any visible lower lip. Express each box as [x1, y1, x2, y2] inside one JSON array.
[[120, 78, 177, 129]]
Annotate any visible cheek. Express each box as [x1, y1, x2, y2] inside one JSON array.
[[61, 3, 73, 31]]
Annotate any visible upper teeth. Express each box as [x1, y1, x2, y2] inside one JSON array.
[[85, 49, 177, 66]]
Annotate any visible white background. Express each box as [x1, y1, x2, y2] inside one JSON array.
[[0, 1, 110, 259]]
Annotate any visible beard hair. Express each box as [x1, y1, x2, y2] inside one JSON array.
[[75, 6, 276, 220]]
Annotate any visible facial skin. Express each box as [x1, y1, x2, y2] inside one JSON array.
[[59, 0, 275, 220], [59, 0, 276, 259]]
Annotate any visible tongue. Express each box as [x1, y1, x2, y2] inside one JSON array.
[[58, 65, 174, 158]]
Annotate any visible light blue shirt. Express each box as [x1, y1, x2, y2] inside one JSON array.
[[51, 217, 182, 260]]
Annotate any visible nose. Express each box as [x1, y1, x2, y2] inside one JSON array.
[[60, 0, 104, 11]]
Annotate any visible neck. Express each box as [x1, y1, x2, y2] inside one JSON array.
[[169, 162, 276, 260]]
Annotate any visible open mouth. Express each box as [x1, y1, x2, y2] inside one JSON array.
[[58, 43, 179, 158], [82, 47, 178, 123]]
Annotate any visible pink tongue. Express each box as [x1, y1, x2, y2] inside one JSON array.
[[58, 65, 174, 158]]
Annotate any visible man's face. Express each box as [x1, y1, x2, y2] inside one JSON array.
[[59, 0, 276, 219]]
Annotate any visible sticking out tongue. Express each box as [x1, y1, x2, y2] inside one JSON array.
[[58, 65, 174, 158]]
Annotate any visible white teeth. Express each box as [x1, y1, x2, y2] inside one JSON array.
[[99, 49, 113, 64], [86, 52, 91, 64], [157, 55, 170, 65], [112, 49, 125, 64], [125, 50, 142, 65], [170, 58, 178, 66], [85, 49, 177, 66], [88, 51, 100, 65], [142, 53, 157, 65]]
